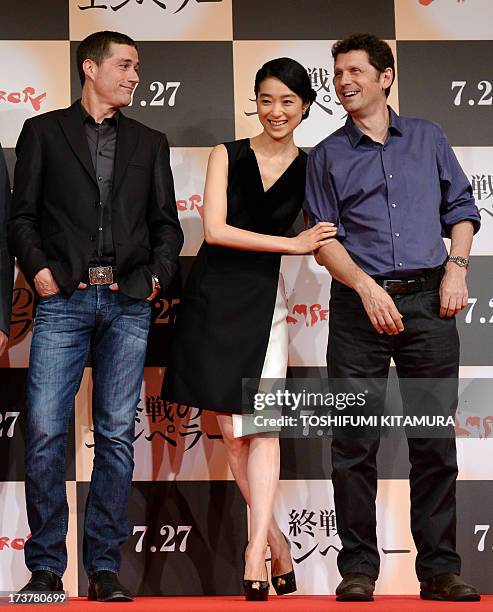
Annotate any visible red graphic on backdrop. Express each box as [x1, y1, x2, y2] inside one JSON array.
[[418, 0, 465, 4], [0, 87, 47, 111], [287, 304, 328, 327], [455, 415, 493, 438], [0, 535, 31, 551], [176, 194, 203, 218]]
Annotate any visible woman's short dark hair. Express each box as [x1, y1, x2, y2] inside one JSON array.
[[76, 30, 137, 86], [254, 57, 317, 120], [332, 33, 395, 98]]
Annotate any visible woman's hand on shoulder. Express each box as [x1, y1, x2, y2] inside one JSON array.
[[288, 222, 337, 254]]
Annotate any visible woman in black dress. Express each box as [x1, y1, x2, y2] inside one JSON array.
[[164, 58, 336, 600]]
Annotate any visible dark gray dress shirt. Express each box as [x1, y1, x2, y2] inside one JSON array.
[[80, 101, 118, 266]]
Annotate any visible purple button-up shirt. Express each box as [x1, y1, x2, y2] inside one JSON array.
[[304, 107, 481, 277]]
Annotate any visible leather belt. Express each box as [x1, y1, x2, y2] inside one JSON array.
[[373, 266, 444, 296]]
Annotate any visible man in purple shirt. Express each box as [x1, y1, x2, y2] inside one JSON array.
[[305, 34, 480, 602]]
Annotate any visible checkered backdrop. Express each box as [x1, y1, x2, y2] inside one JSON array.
[[1, 0, 493, 597]]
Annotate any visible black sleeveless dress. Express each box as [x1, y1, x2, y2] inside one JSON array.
[[163, 138, 307, 414]]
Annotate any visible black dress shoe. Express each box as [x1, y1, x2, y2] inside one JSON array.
[[18, 570, 63, 593], [420, 573, 480, 601], [87, 570, 133, 602], [336, 573, 375, 602]]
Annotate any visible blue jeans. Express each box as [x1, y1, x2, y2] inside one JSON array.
[[24, 285, 151, 577]]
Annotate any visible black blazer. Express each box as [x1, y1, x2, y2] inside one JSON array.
[[0, 144, 13, 336], [8, 101, 183, 299]]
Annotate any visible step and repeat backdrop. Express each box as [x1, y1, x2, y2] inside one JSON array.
[[1, 0, 493, 598]]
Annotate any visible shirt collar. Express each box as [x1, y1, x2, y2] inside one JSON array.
[[78, 99, 119, 127], [344, 106, 403, 147]]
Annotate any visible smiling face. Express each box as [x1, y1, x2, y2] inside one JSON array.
[[256, 76, 308, 141], [333, 49, 392, 117], [83, 42, 140, 109]]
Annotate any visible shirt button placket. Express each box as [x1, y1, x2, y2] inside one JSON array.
[[384, 151, 400, 272]]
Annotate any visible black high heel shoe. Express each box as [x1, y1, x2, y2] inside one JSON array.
[[271, 533, 297, 595], [242, 544, 270, 601]]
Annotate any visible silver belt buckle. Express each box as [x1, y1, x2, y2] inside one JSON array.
[[89, 266, 114, 285]]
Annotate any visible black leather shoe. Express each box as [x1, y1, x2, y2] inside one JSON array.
[[18, 570, 63, 593], [336, 573, 375, 602], [87, 570, 133, 602], [420, 573, 480, 601]]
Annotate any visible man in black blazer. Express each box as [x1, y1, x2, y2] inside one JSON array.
[[9, 31, 183, 601], [0, 144, 12, 356]]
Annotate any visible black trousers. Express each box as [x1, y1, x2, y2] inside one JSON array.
[[328, 280, 461, 581]]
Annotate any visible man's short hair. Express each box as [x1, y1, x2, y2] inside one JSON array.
[[76, 30, 137, 86], [332, 33, 395, 98]]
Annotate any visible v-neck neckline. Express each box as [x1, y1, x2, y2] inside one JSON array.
[[248, 139, 300, 194]]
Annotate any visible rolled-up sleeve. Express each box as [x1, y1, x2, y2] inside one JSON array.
[[304, 147, 346, 238], [437, 134, 481, 237]]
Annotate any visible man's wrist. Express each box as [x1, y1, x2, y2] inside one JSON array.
[[445, 261, 468, 276], [34, 266, 50, 281], [447, 255, 469, 269], [151, 274, 161, 292], [353, 272, 376, 296]]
